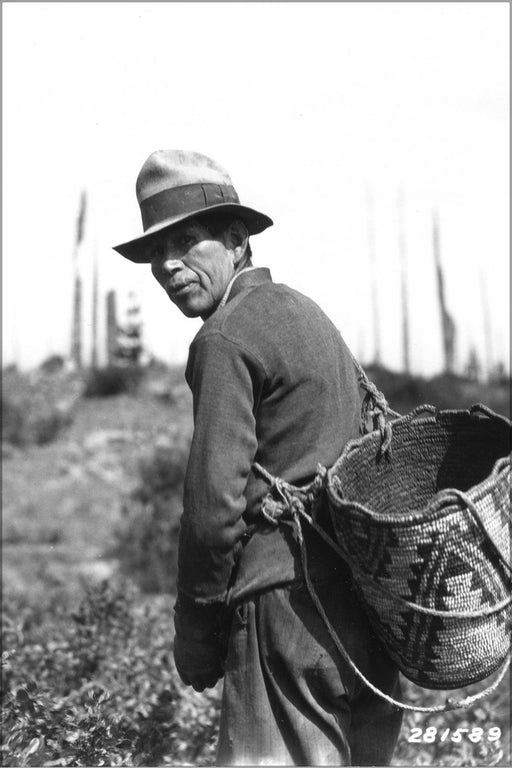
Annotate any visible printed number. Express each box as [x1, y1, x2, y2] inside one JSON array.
[[407, 725, 500, 745]]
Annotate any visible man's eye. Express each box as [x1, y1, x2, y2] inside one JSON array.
[[152, 245, 165, 260], [179, 234, 194, 247]]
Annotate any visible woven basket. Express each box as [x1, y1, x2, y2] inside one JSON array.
[[326, 403, 511, 689]]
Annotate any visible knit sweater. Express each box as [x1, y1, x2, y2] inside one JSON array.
[[178, 267, 361, 606]]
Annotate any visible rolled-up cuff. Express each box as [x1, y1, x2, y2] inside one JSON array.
[[174, 593, 224, 642]]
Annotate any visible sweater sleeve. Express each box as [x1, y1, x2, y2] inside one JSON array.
[[178, 331, 266, 604]]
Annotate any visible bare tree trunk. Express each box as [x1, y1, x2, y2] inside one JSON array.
[[480, 271, 493, 382], [432, 211, 456, 374], [70, 191, 86, 369], [70, 245, 82, 369], [366, 188, 381, 365], [91, 243, 99, 369], [397, 189, 411, 374], [106, 290, 118, 365]]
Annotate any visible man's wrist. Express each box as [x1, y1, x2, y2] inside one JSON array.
[[174, 593, 224, 642]]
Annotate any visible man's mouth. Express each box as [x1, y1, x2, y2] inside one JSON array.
[[168, 281, 196, 298]]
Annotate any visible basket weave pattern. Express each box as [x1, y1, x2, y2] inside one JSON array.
[[327, 408, 511, 689]]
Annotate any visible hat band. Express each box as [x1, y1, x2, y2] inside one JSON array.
[[140, 183, 240, 230]]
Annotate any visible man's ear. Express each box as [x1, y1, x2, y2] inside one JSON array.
[[226, 220, 249, 267]]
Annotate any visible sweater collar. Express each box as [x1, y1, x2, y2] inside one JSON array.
[[222, 267, 272, 306]]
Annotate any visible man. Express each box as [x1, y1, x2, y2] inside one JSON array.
[[114, 149, 403, 765]]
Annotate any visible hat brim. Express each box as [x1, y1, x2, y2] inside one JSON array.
[[113, 203, 273, 263]]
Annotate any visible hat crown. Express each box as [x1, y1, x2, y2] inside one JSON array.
[[113, 148, 273, 262], [136, 149, 234, 203]]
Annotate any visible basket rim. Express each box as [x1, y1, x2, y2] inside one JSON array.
[[327, 454, 509, 526], [333, 403, 511, 473], [327, 402, 511, 527]]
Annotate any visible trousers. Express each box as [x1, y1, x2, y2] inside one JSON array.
[[216, 572, 403, 766]]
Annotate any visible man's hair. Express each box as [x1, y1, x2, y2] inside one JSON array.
[[195, 212, 253, 266]]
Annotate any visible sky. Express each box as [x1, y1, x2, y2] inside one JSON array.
[[2, 2, 510, 376]]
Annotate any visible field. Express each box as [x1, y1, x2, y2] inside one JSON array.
[[2, 364, 510, 767]]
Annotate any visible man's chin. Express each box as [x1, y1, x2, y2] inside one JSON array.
[[170, 295, 209, 319]]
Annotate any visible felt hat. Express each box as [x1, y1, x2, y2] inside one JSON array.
[[113, 149, 273, 262]]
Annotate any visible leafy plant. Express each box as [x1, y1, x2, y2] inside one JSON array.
[[110, 434, 191, 594], [393, 675, 510, 766], [2, 393, 73, 447], [2, 369, 79, 447], [2, 580, 221, 767]]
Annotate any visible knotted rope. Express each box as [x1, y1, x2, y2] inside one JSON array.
[[351, 355, 401, 456], [254, 462, 347, 558]]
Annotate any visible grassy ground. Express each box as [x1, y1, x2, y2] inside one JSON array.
[[2, 366, 510, 766], [3, 379, 191, 607]]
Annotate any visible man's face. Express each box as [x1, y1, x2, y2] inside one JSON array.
[[150, 220, 238, 320]]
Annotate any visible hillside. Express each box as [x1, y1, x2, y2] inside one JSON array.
[[2, 363, 510, 766]]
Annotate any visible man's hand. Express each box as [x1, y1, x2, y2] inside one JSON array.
[[173, 593, 229, 691], [173, 632, 225, 691]]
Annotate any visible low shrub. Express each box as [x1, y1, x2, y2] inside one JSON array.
[[364, 365, 511, 418], [111, 494, 183, 594], [34, 409, 73, 445], [84, 367, 144, 398], [1, 579, 221, 767], [2, 578, 509, 767], [2, 369, 80, 447], [2, 397, 25, 446], [2, 396, 73, 447], [109, 434, 191, 594], [39, 355, 66, 375]]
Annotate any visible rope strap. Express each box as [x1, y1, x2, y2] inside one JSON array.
[[451, 488, 512, 575], [351, 355, 401, 456], [253, 462, 512, 713], [256, 465, 512, 618], [295, 511, 511, 713]]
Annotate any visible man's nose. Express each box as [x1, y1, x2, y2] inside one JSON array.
[[161, 257, 184, 275]]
